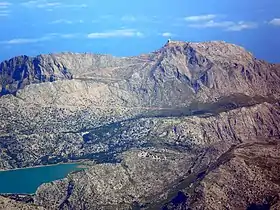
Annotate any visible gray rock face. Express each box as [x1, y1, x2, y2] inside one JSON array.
[[0, 55, 71, 96], [0, 40, 280, 209]]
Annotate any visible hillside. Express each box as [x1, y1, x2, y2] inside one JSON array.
[[0, 40, 280, 209]]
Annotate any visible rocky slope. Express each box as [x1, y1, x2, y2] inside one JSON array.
[[0, 195, 44, 210], [0, 40, 280, 209], [33, 102, 280, 209], [187, 141, 280, 210]]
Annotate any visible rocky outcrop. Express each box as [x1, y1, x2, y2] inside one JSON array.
[[0, 40, 280, 209], [189, 142, 280, 210], [0, 55, 71, 96], [161, 141, 280, 210], [0, 196, 44, 210]]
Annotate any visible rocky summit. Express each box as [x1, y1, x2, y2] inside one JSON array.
[[0, 40, 280, 209]]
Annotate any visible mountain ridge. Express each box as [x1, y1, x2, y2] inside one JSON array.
[[1, 40, 280, 107], [1, 40, 275, 97]]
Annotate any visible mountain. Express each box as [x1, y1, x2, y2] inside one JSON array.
[[0, 40, 280, 209]]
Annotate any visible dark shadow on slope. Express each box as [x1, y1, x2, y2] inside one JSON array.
[[56, 93, 278, 166], [162, 191, 189, 210], [74, 93, 278, 136], [142, 93, 277, 119], [247, 204, 270, 210]]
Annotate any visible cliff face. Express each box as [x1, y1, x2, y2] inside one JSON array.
[[0, 55, 71, 96], [0, 41, 280, 209]]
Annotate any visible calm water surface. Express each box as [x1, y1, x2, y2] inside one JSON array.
[[0, 163, 82, 194]]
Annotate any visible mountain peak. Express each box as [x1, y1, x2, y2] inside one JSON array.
[[160, 40, 255, 64]]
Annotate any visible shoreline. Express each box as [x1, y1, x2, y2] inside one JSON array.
[[0, 160, 89, 172], [0, 161, 91, 195]]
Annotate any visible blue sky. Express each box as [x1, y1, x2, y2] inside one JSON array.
[[0, 0, 280, 63]]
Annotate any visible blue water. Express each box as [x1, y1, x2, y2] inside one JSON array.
[[0, 163, 81, 194]]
